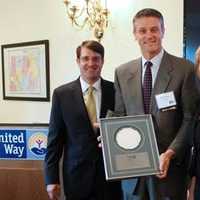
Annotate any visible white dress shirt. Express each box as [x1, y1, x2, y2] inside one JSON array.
[[142, 49, 164, 87], [80, 77, 102, 121]]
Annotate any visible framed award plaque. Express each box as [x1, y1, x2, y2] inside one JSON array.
[[99, 114, 160, 180]]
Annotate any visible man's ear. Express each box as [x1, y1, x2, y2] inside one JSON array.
[[161, 26, 165, 38], [133, 29, 137, 41], [133, 35, 137, 41], [76, 58, 80, 65]]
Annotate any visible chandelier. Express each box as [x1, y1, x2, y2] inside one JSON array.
[[63, 0, 109, 41]]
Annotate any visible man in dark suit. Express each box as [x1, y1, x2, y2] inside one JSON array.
[[44, 40, 121, 200], [188, 46, 200, 200], [196, 46, 200, 89], [114, 8, 199, 200]]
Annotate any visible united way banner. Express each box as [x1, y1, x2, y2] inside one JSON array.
[[0, 124, 48, 160]]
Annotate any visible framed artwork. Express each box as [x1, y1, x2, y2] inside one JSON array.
[[100, 115, 160, 180], [184, 0, 200, 62], [1, 40, 50, 101]]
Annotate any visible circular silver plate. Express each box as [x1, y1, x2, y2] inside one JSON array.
[[115, 127, 141, 150]]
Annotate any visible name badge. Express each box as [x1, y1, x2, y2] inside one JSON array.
[[155, 91, 176, 110]]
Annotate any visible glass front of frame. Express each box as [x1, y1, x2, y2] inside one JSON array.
[[100, 115, 160, 180]]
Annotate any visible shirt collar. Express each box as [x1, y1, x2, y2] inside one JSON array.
[[142, 49, 164, 69], [80, 77, 101, 93]]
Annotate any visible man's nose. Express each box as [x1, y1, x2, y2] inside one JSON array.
[[146, 31, 154, 38], [88, 59, 96, 65]]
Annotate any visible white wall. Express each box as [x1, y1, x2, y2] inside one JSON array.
[[0, 0, 183, 123]]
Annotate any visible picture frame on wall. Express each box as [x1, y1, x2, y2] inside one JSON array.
[[1, 40, 50, 101]]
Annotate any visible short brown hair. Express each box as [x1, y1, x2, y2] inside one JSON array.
[[133, 8, 164, 31], [76, 40, 104, 59]]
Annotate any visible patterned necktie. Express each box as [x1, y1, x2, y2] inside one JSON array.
[[143, 61, 153, 114], [84, 86, 97, 124]]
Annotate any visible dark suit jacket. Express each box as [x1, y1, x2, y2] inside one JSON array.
[[190, 104, 200, 179], [44, 78, 121, 199], [190, 77, 200, 179], [114, 51, 199, 199]]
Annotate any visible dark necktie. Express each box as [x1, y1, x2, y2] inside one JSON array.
[[143, 61, 153, 114]]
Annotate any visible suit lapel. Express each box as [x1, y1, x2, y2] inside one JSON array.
[[126, 59, 145, 114], [72, 78, 107, 121], [150, 52, 173, 113], [100, 79, 107, 118], [71, 79, 91, 122]]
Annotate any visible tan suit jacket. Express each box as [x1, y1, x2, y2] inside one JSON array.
[[114, 51, 199, 199]]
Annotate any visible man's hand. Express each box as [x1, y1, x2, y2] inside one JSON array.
[[97, 135, 102, 148], [157, 149, 175, 179], [195, 46, 200, 78], [93, 122, 102, 148], [93, 122, 100, 131], [187, 176, 196, 200], [46, 184, 60, 200]]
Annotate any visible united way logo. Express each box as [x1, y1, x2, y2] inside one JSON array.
[[28, 132, 47, 157]]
